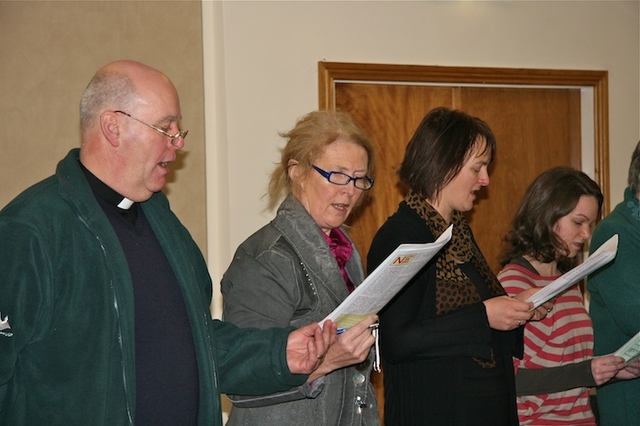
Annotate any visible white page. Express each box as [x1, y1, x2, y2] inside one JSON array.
[[525, 234, 618, 309], [614, 330, 640, 362], [323, 225, 452, 330]]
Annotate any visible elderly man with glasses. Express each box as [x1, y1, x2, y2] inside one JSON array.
[[0, 60, 334, 426]]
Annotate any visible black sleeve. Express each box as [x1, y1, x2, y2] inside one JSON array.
[[515, 359, 596, 395]]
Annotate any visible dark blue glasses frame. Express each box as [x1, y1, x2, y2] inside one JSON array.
[[312, 165, 374, 190]]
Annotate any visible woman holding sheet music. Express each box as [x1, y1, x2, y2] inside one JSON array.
[[497, 166, 640, 425], [367, 107, 548, 426], [220, 110, 379, 426]]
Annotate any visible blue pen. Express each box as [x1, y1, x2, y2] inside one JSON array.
[[337, 323, 378, 335]]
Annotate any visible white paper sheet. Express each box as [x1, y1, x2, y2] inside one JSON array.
[[323, 225, 452, 331], [614, 330, 640, 362], [525, 234, 618, 309]]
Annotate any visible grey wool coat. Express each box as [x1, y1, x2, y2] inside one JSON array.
[[221, 195, 380, 426]]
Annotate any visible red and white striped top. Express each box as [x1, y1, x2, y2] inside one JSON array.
[[498, 263, 595, 426]]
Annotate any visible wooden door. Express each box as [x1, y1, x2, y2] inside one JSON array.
[[319, 62, 609, 424], [335, 83, 582, 273]]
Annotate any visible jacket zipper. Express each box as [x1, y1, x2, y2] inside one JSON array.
[[79, 216, 134, 425]]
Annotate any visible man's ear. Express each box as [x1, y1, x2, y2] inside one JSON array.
[[100, 111, 122, 147]]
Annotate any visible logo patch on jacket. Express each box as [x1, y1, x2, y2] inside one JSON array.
[[0, 313, 12, 337]]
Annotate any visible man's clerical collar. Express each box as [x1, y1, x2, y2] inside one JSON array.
[[117, 197, 135, 210], [79, 161, 138, 221]]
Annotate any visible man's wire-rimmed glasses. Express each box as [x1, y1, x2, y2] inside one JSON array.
[[114, 110, 188, 146], [312, 165, 374, 190]]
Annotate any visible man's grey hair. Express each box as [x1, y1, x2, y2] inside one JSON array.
[[79, 70, 138, 132]]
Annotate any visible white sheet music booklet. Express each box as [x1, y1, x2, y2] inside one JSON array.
[[614, 330, 640, 362], [525, 234, 618, 309], [323, 225, 453, 331]]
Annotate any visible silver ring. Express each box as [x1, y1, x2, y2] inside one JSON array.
[[547, 308, 552, 313], [518, 319, 522, 327]]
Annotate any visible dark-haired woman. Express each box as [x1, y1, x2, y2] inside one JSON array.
[[498, 166, 640, 425], [367, 107, 547, 426]]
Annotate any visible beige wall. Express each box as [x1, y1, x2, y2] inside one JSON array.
[[0, 0, 207, 253], [204, 1, 639, 311]]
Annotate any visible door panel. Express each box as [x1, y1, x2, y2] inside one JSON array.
[[456, 86, 581, 270]]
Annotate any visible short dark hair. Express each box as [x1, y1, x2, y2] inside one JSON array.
[[397, 107, 496, 200], [500, 166, 603, 271]]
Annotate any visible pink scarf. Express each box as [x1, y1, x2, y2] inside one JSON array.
[[322, 228, 355, 292]]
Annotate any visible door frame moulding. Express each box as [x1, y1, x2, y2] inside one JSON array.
[[318, 62, 610, 213]]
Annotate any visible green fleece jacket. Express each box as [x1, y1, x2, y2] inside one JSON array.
[[587, 187, 640, 426], [0, 149, 306, 425]]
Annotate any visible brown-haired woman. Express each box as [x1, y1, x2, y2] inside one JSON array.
[[367, 107, 547, 426]]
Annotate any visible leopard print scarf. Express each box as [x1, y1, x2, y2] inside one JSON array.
[[406, 190, 506, 367]]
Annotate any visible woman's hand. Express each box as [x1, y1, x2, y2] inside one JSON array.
[[307, 315, 378, 383], [512, 288, 554, 321], [591, 355, 626, 385], [483, 295, 534, 331], [615, 357, 640, 380], [592, 355, 640, 383]]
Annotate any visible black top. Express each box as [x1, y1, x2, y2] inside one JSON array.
[[368, 201, 522, 426], [81, 164, 199, 425]]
